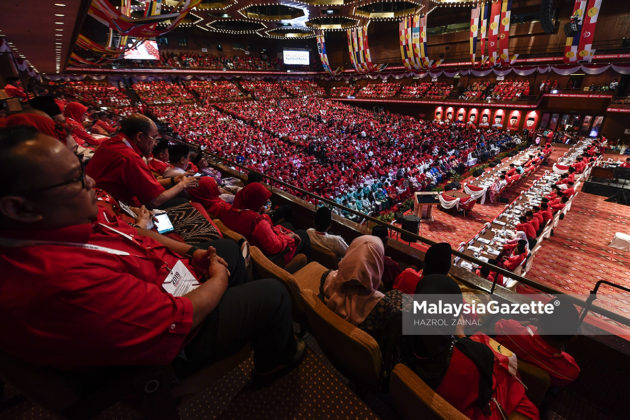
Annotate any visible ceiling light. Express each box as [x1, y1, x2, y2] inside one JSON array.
[[54, 3, 66, 6], [55, 14, 65, 17], [55, 22, 64, 25], [55, 33, 63, 36]]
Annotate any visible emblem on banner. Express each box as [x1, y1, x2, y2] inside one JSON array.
[[588, 7, 598, 17], [490, 22, 498, 30], [502, 17, 509, 25], [471, 24, 477, 32], [579, 50, 589, 57]]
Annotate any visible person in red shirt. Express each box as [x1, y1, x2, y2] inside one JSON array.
[[402, 274, 539, 420], [562, 181, 576, 197], [525, 210, 540, 235], [63, 101, 105, 147], [516, 215, 537, 249], [494, 296, 581, 386], [86, 114, 198, 208], [147, 138, 171, 176], [0, 126, 304, 381], [621, 158, 630, 168], [539, 202, 553, 224], [220, 182, 310, 266], [551, 196, 569, 213], [531, 205, 545, 227], [393, 242, 451, 294]]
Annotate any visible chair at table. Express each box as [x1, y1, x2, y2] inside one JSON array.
[[389, 363, 468, 420]]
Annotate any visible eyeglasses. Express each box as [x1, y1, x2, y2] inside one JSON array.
[[28, 162, 86, 193]]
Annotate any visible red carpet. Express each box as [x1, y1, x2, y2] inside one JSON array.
[[525, 191, 630, 337]]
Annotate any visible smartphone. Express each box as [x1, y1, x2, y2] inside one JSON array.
[[154, 213, 174, 234]]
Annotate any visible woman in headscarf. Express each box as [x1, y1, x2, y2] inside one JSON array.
[[219, 182, 309, 265], [63, 101, 105, 147], [186, 176, 231, 219], [402, 274, 539, 420], [393, 242, 452, 295], [320, 235, 403, 347]]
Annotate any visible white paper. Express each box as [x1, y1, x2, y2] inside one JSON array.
[[162, 260, 199, 297]]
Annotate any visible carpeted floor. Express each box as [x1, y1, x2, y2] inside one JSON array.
[[523, 190, 630, 337]]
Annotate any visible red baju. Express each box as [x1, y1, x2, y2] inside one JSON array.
[[86, 133, 165, 206], [494, 320, 580, 386], [0, 208, 193, 369]]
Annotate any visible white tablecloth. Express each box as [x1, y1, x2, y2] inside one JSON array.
[[609, 232, 630, 251]]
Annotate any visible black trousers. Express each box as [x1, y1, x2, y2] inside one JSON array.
[[173, 239, 296, 377]]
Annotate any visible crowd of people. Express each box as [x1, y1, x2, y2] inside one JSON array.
[[159, 51, 284, 71], [1, 74, 605, 419]]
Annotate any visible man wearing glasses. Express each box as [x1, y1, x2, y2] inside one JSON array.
[[0, 126, 304, 382], [86, 114, 198, 209]]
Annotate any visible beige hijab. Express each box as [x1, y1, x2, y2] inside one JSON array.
[[322, 235, 385, 325]]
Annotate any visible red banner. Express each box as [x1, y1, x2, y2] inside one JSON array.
[[498, 0, 512, 66], [577, 0, 602, 62], [487, 1, 502, 65]]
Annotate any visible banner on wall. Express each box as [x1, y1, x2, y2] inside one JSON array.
[[399, 19, 413, 70], [479, 109, 492, 127], [445, 107, 455, 121], [524, 110, 540, 131], [468, 108, 479, 124], [508, 110, 521, 130], [493, 109, 505, 128], [457, 107, 467, 122], [435, 106, 443, 121], [347, 26, 385, 73]]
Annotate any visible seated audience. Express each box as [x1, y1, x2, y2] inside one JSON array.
[[148, 138, 171, 176], [402, 274, 539, 419], [63, 101, 105, 147], [306, 206, 349, 259], [393, 242, 452, 294], [0, 126, 304, 382], [86, 114, 198, 208], [164, 143, 193, 178], [372, 225, 402, 289], [220, 182, 310, 265], [494, 296, 581, 386], [320, 235, 403, 349]]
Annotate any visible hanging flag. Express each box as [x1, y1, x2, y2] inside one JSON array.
[[419, 13, 431, 68], [487, 0, 502, 65], [144, 0, 162, 17], [316, 31, 340, 74], [347, 26, 383, 73], [479, 2, 489, 64], [498, 0, 512, 66], [411, 14, 422, 69], [577, 0, 602, 62], [399, 19, 413, 70], [563, 0, 588, 63], [346, 29, 358, 71], [470, 3, 481, 65]]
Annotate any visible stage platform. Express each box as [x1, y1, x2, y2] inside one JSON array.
[[582, 179, 630, 204]]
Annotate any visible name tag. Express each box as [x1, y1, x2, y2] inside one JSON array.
[[162, 260, 199, 297]]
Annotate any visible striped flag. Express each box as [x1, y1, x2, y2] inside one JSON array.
[[577, 0, 602, 62], [399, 19, 413, 70], [470, 3, 481, 65], [564, 0, 588, 63], [498, 0, 512, 65], [487, 0, 502, 65], [479, 2, 489, 64]]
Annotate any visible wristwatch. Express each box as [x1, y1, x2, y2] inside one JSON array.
[[185, 245, 201, 258]]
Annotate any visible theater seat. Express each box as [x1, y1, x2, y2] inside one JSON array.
[[213, 219, 245, 244], [293, 260, 331, 294], [0, 344, 251, 420], [517, 360, 551, 408], [389, 363, 468, 420], [310, 242, 339, 269], [249, 245, 305, 312], [299, 289, 383, 387]]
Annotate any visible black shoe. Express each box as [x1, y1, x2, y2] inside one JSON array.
[[251, 339, 306, 386]]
